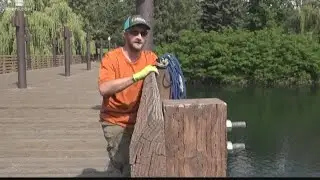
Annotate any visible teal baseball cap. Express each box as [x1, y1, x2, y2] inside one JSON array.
[[123, 15, 151, 31]]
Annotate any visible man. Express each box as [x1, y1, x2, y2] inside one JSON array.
[[98, 15, 159, 177]]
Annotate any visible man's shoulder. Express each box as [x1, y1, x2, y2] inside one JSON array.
[[101, 47, 122, 63], [105, 47, 122, 58], [142, 50, 158, 58]]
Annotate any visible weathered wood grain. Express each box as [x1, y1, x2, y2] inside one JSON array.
[[163, 98, 227, 177], [129, 72, 166, 177], [156, 68, 171, 100], [0, 63, 109, 177]]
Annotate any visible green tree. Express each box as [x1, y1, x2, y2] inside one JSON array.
[[245, 0, 296, 31], [68, 0, 135, 45], [0, 0, 90, 55], [200, 0, 247, 32], [154, 0, 201, 45], [298, 0, 320, 36]]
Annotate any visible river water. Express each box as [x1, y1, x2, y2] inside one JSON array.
[[187, 84, 320, 177]]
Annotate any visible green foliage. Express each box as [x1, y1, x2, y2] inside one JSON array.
[[155, 28, 320, 87], [244, 0, 296, 31], [68, 0, 135, 45], [0, 0, 92, 55], [298, 1, 320, 36], [68, 0, 202, 46], [0, 10, 15, 54], [154, 0, 201, 45], [200, 0, 247, 32]]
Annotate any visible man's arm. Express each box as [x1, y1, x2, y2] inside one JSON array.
[[99, 76, 134, 97], [98, 51, 159, 97], [99, 64, 159, 97]]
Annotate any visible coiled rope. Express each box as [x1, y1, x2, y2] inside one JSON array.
[[156, 53, 186, 99]]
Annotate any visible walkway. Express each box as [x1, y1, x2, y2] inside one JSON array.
[[0, 63, 117, 177]]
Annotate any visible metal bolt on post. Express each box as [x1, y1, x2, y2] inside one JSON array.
[[227, 141, 246, 151], [226, 119, 246, 132], [226, 119, 247, 152]]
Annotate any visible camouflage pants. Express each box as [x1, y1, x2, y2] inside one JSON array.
[[101, 122, 133, 177]]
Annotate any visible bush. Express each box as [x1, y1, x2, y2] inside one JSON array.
[[155, 28, 320, 87]]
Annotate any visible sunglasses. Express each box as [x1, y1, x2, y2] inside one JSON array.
[[128, 30, 148, 37]]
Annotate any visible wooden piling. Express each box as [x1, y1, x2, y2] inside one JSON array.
[[14, 8, 27, 88], [52, 38, 58, 67], [63, 26, 72, 76], [129, 72, 167, 177], [86, 32, 91, 70], [25, 17, 31, 70], [163, 98, 227, 177], [99, 38, 103, 61], [130, 73, 227, 177]]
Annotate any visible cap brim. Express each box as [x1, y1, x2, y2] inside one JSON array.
[[128, 23, 150, 30]]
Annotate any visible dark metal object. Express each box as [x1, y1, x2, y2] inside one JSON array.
[[226, 119, 247, 132], [226, 119, 247, 152]]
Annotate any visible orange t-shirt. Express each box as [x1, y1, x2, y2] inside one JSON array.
[[98, 47, 157, 128]]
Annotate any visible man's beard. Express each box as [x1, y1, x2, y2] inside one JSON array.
[[128, 41, 145, 52]]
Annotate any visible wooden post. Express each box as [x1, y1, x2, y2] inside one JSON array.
[[163, 98, 227, 177], [136, 0, 154, 50], [130, 74, 227, 177], [52, 38, 57, 67], [99, 38, 103, 60], [69, 33, 73, 65], [13, 7, 27, 88], [95, 40, 99, 61], [130, 73, 167, 177], [63, 26, 71, 76], [25, 17, 31, 70], [86, 32, 91, 70]]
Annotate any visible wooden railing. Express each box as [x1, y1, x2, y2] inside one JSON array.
[[0, 55, 86, 74]]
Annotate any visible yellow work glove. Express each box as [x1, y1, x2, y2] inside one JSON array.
[[132, 65, 159, 82]]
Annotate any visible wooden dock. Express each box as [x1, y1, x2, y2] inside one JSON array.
[[0, 61, 230, 177], [0, 62, 120, 177]]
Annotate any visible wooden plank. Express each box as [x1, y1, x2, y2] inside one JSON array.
[[163, 98, 227, 177], [130, 72, 166, 177], [0, 150, 106, 158], [1, 129, 102, 138], [0, 157, 107, 176], [0, 160, 106, 169], [1, 134, 104, 140]]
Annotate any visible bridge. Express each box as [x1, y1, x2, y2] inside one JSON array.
[[0, 62, 119, 177]]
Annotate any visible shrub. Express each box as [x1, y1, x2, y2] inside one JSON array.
[[155, 28, 320, 87]]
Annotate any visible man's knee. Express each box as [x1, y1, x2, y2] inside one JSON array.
[[101, 123, 133, 174]]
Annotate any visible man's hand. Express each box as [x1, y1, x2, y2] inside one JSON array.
[[132, 65, 159, 82]]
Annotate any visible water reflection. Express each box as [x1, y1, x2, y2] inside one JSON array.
[[187, 84, 320, 177]]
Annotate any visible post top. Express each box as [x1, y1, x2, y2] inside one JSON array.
[[163, 98, 227, 106]]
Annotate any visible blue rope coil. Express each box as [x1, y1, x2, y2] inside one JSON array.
[[158, 53, 186, 99]]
